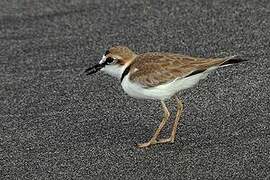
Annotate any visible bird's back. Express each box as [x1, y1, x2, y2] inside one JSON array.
[[128, 52, 224, 88]]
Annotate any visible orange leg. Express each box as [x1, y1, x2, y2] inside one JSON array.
[[137, 100, 170, 148], [157, 96, 184, 144]]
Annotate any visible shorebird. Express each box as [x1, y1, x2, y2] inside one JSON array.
[[85, 46, 246, 148]]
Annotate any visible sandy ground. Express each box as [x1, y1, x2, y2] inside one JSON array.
[[1, 0, 269, 179]]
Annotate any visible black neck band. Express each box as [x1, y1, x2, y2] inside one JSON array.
[[121, 65, 131, 82]]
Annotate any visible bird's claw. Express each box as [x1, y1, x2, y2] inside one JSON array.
[[137, 139, 157, 148], [137, 137, 174, 148]]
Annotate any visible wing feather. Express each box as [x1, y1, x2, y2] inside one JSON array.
[[129, 53, 224, 87]]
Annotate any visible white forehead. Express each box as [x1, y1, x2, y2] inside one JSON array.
[[99, 55, 106, 64]]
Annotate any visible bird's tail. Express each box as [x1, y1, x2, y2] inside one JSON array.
[[219, 56, 247, 67]]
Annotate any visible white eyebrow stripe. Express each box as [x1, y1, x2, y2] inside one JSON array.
[[99, 55, 107, 64]]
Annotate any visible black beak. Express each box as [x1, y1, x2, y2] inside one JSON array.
[[85, 63, 105, 75]]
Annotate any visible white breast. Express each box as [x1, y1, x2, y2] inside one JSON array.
[[121, 66, 218, 100]]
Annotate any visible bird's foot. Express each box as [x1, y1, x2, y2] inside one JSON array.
[[137, 139, 157, 148], [137, 137, 175, 148], [156, 137, 174, 144]]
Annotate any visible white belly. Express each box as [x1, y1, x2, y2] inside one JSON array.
[[121, 67, 218, 100]]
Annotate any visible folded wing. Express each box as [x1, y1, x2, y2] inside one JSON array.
[[129, 53, 225, 87]]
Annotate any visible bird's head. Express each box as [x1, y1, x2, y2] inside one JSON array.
[[85, 46, 136, 79]]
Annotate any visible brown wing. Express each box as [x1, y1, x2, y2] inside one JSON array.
[[129, 52, 224, 87]]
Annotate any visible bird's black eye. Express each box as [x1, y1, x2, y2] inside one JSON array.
[[106, 57, 114, 64], [105, 50, 110, 56]]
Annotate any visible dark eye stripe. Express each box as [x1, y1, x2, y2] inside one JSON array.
[[105, 50, 110, 56], [106, 57, 114, 63]]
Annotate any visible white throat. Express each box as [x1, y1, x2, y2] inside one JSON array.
[[101, 64, 129, 79]]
